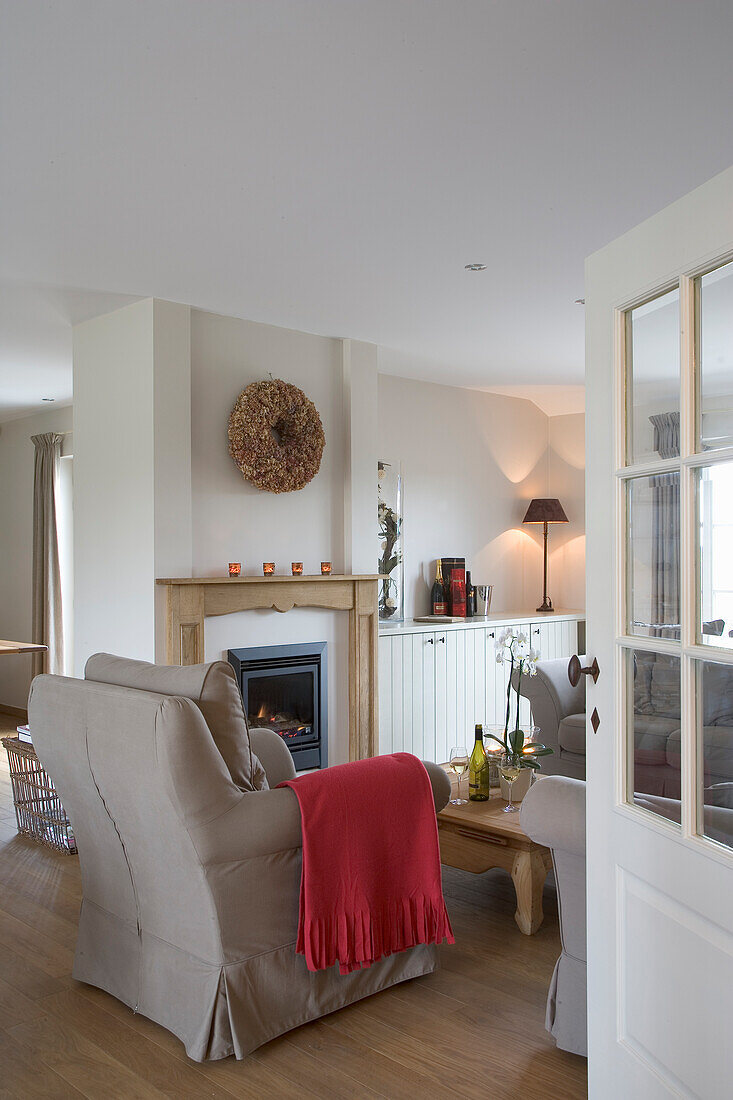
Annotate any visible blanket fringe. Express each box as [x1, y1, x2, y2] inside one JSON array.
[[299, 894, 454, 975]]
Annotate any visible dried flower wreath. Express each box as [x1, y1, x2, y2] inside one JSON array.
[[228, 378, 325, 493]]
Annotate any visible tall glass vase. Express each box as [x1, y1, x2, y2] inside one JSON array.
[[377, 461, 404, 622]]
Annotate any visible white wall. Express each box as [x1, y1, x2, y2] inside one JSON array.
[[68, 296, 584, 759], [73, 299, 191, 674], [0, 404, 73, 709], [190, 309, 378, 765], [343, 340, 379, 573], [377, 374, 586, 618], [547, 411, 586, 611]]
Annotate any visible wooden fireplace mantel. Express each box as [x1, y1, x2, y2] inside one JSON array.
[[156, 575, 382, 760]]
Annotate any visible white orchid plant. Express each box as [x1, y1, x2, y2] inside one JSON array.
[[485, 628, 553, 769]]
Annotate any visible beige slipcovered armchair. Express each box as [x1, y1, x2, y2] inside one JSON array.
[[28, 654, 451, 1062], [512, 658, 587, 779], [520, 775, 587, 1058]]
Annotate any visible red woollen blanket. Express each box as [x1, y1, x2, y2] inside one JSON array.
[[278, 752, 454, 974]]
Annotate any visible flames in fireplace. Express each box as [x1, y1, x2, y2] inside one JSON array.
[[251, 700, 311, 741]]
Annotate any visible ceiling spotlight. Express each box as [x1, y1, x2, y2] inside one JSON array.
[[465, 263, 487, 271], [41, 397, 55, 402], [575, 298, 585, 305]]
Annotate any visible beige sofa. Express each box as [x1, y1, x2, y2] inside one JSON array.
[[28, 654, 450, 1062], [516, 653, 733, 801]]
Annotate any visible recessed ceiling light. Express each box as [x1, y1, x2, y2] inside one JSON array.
[[41, 397, 55, 402], [465, 263, 487, 271]]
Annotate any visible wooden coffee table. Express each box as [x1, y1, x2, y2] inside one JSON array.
[[437, 773, 552, 935]]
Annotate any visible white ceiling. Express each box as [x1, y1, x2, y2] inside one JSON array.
[[3, 1, 733, 420]]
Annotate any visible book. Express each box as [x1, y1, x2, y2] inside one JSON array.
[[16, 724, 32, 744], [413, 615, 465, 623]]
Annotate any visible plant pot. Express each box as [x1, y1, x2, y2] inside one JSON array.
[[499, 767, 534, 804]]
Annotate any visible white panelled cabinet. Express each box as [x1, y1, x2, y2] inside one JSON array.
[[378, 611, 585, 762]]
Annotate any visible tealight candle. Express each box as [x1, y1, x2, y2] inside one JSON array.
[[228, 562, 241, 577], [291, 562, 303, 576], [321, 561, 332, 575], [263, 562, 275, 576]]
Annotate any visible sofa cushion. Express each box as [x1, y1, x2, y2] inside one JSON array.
[[702, 663, 733, 727], [648, 654, 681, 720], [558, 713, 586, 755], [85, 653, 268, 792], [666, 726, 733, 781], [632, 715, 680, 767]]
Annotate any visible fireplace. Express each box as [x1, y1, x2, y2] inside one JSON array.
[[228, 642, 327, 771]]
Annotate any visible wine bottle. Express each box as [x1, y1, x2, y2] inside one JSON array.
[[431, 560, 447, 616], [468, 724, 490, 801], [450, 568, 467, 617], [465, 570, 474, 618]]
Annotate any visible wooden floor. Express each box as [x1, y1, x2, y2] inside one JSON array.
[[0, 715, 587, 1099]]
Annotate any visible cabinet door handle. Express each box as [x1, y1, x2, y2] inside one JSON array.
[[426, 637, 434, 645], [533, 628, 540, 635], [438, 636, 446, 644], [488, 631, 495, 638]]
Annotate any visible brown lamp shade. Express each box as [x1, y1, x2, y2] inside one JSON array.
[[522, 498, 568, 524]]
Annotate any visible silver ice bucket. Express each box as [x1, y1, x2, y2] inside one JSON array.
[[474, 584, 493, 617]]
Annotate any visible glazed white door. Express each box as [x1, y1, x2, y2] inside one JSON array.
[[586, 167, 733, 1097]]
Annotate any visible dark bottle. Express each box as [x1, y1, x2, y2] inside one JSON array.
[[431, 560, 447, 615], [465, 570, 474, 618], [468, 724, 490, 801]]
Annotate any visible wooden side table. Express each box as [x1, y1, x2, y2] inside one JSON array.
[[437, 774, 552, 935]]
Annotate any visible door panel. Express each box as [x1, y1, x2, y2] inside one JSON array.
[[586, 166, 733, 1098], [399, 631, 415, 757], [472, 627, 487, 727], [442, 630, 462, 754], [378, 635, 393, 755], [485, 626, 501, 725], [389, 634, 404, 754], [419, 633, 437, 763], [434, 632, 450, 764]]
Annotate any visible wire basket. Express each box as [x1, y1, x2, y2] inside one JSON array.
[[1, 737, 77, 853]]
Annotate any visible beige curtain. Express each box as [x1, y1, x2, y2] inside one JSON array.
[[31, 433, 64, 676], [649, 412, 680, 640]]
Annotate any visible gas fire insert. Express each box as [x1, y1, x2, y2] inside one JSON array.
[[228, 642, 327, 771]]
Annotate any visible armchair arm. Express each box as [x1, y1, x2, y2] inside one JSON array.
[[521, 775, 586, 857], [193, 785, 303, 865], [422, 759, 451, 811], [193, 754, 451, 865], [249, 727, 297, 787], [512, 657, 587, 757]]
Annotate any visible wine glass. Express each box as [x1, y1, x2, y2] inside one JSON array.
[[448, 746, 469, 805], [499, 752, 522, 814]]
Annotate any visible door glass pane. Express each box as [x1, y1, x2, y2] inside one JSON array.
[[699, 261, 733, 451], [627, 473, 680, 639], [627, 648, 681, 826], [698, 461, 733, 649], [626, 287, 680, 465], [696, 659, 733, 851]]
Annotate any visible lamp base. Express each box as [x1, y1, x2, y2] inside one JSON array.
[[536, 597, 554, 613]]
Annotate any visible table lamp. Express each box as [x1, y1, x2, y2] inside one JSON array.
[[522, 498, 569, 613]]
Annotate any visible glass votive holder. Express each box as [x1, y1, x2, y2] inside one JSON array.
[[228, 562, 241, 577], [291, 562, 303, 576], [263, 562, 275, 576], [321, 561, 332, 575]]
